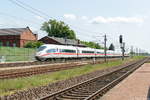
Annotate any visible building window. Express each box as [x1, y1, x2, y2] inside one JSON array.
[[12, 40, 17, 47], [6, 41, 9, 46], [13, 43, 16, 47], [0, 41, 3, 46]]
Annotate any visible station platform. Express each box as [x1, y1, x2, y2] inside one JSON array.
[[101, 63, 150, 100]]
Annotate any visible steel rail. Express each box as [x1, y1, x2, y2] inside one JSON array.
[[84, 58, 147, 100], [37, 58, 148, 100]]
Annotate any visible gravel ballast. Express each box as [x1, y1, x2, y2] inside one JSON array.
[[0, 60, 140, 100]]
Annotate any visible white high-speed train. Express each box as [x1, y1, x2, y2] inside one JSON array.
[[35, 44, 126, 61]]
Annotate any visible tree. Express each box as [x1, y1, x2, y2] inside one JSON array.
[[41, 19, 76, 39], [81, 41, 104, 49], [109, 43, 115, 51]]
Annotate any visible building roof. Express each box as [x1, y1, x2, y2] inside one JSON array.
[[41, 36, 86, 47], [0, 27, 30, 35]]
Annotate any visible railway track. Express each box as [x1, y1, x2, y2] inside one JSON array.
[[37, 58, 149, 100], [0, 58, 119, 79], [0, 62, 88, 79], [0, 57, 120, 68]]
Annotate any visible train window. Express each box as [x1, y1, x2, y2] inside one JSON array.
[[38, 46, 47, 52], [97, 52, 104, 54], [60, 49, 76, 53], [46, 49, 57, 53], [82, 51, 94, 53]]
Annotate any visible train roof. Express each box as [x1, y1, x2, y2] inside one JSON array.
[[41, 44, 77, 49], [41, 44, 115, 52]]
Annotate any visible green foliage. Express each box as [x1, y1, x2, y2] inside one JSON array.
[[81, 41, 103, 49], [109, 43, 115, 51], [0, 47, 36, 62], [41, 19, 76, 39], [24, 41, 44, 48]]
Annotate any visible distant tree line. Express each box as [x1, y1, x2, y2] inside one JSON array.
[[108, 43, 115, 51], [81, 41, 104, 49]]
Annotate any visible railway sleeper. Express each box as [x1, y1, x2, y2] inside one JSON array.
[[68, 90, 92, 95], [72, 88, 99, 93], [64, 92, 90, 97], [57, 94, 86, 100], [55, 96, 82, 100], [75, 87, 97, 90], [70, 90, 95, 94], [71, 90, 95, 94]]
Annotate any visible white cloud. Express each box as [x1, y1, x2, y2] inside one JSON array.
[[35, 16, 45, 20], [81, 16, 88, 20], [90, 16, 144, 24], [63, 14, 77, 20]]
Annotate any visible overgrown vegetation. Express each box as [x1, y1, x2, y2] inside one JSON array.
[[0, 56, 145, 96], [0, 47, 36, 62], [81, 41, 104, 49], [24, 41, 44, 48], [108, 43, 115, 51]]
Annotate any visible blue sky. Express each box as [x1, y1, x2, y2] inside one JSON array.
[[0, 0, 150, 52]]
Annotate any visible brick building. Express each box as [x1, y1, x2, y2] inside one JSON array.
[[39, 36, 86, 47], [0, 27, 37, 47]]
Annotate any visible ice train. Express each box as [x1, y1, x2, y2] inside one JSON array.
[[35, 44, 127, 61]]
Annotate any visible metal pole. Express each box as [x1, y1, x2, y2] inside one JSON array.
[[122, 42, 125, 60], [104, 34, 107, 62], [65, 36, 67, 45], [131, 46, 133, 58], [136, 48, 138, 56]]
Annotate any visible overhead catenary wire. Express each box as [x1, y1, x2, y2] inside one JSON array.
[[8, 0, 102, 35], [15, 0, 101, 34], [0, 13, 40, 30], [8, 0, 140, 54], [4, 0, 149, 54], [8, 0, 48, 21], [0, 23, 20, 28], [14, 0, 51, 18], [0, 12, 41, 25]]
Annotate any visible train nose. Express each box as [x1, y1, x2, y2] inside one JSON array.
[[36, 52, 42, 56]]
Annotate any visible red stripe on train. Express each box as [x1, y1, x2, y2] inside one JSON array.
[[41, 53, 114, 56]]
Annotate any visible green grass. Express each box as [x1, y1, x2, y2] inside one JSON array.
[[0, 56, 145, 96], [0, 47, 36, 62]]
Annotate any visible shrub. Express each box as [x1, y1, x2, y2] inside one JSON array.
[[24, 41, 44, 48]]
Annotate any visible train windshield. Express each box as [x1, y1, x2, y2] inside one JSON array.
[[38, 46, 47, 52]]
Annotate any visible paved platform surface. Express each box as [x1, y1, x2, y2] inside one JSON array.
[[100, 63, 150, 100]]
